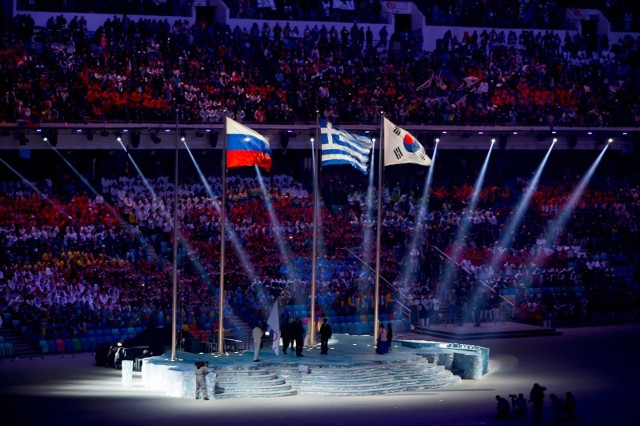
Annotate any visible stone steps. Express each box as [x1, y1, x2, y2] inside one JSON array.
[[280, 364, 459, 396], [214, 367, 296, 399], [294, 377, 459, 396], [0, 326, 39, 360], [211, 357, 460, 399]]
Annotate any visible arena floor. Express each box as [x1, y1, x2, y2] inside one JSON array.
[[0, 324, 638, 426]]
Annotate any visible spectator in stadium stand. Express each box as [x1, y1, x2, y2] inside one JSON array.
[[1, 9, 639, 127]]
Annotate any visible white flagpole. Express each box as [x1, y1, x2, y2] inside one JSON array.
[[170, 110, 180, 361], [218, 116, 228, 354], [309, 112, 320, 349], [373, 112, 384, 348]]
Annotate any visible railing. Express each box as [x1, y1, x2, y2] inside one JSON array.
[[16, 0, 193, 17], [343, 247, 415, 324]]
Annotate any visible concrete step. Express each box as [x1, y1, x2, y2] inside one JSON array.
[[295, 378, 460, 396], [275, 364, 445, 381], [214, 366, 296, 399], [215, 387, 297, 399], [216, 378, 288, 388], [210, 359, 461, 398], [0, 327, 39, 360]]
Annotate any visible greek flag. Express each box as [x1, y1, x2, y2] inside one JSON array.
[[321, 119, 373, 174]]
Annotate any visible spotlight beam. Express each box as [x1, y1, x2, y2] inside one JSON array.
[[255, 166, 295, 282], [182, 140, 258, 282], [528, 143, 610, 267], [115, 137, 193, 267], [361, 147, 377, 277], [0, 157, 69, 219], [487, 139, 556, 271], [42, 143, 164, 263], [438, 142, 495, 292], [397, 144, 438, 285]]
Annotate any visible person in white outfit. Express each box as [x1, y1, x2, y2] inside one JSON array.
[[252, 324, 264, 362]]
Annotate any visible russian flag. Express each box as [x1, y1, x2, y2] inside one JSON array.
[[226, 117, 272, 172]]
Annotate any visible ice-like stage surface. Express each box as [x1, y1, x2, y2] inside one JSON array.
[[140, 334, 488, 399]]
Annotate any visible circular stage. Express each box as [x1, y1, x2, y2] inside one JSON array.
[[139, 334, 488, 399]]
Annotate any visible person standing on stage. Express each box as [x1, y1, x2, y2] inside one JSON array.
[[281, 316, 291, 354], [319, 317, 332, 354], [252, 323, 264, 362], [293, 318, 305, 357], [376, 323, 388, 354], [195, 361, 209, 400]]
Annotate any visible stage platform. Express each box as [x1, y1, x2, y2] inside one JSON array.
[[139, 334, 489, 399], [412, 321, 562, 340], [2, 326, 637, 426]]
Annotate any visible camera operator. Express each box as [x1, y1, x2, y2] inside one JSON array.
[[495, 395, 512, 420], [510, 393, 527, 419], [529, 383, 546, 422], [195, 361, 210, 400]]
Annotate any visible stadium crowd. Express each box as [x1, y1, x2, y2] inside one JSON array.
[[1, 3, 639, 351], [1, 149, 639, 348], [16, 1, 640, 32], [2, 8, 640, 128]]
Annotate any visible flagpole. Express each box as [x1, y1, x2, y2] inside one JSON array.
[[373, 112, 384, 348], [218, 115, 228, 354], [309, 112, 320, 349], [170, 109, 179, 361]]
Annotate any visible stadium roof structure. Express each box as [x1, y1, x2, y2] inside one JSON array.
[[0, 123, 635, 151]]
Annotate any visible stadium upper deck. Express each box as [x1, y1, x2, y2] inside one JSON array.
[[1, 1, 638, 150]]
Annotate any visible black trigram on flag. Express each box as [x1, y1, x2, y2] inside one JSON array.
[[393, 146, 403, 160], [393, 126, 404, 159]]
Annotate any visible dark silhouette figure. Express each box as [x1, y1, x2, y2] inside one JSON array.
[[319, 317, 332, 354], [529, 383, 546, 422], [281, 317, 291, 354], [293, 318, 305, 357], [549, 393, 564, 425], [495, 395, 512, 420], [513, 393, 528, 419], [564, 391, 577, 420]]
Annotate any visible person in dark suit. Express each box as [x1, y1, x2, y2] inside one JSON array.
[[319, 317, 332, 354], [293, 318, 305, 357], [281, 316, 291, 354]]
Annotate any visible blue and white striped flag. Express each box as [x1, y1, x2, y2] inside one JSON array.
[[321, 119, 373, 174]]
